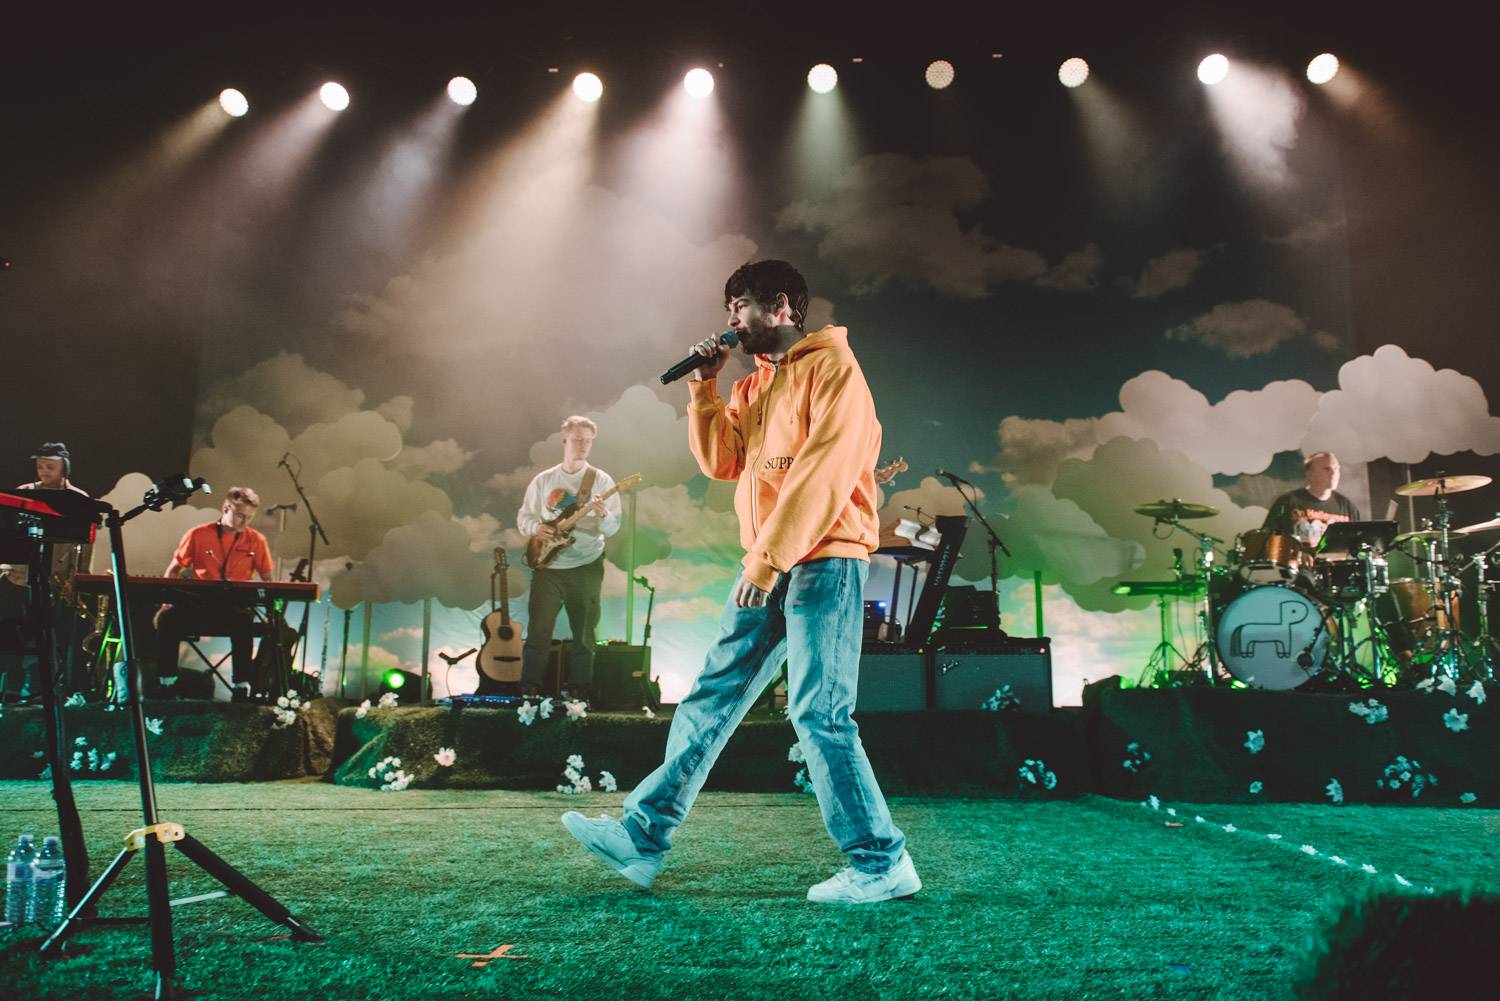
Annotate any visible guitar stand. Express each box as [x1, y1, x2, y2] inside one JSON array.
[[38, 485, 322, 1001]]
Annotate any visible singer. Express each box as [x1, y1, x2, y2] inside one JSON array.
[[562, 259, 918, 903]]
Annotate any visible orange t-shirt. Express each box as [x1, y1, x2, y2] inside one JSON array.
[[173, 522, 273, 581]]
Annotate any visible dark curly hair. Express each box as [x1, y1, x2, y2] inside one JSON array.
[[724, 260, 809, 332]]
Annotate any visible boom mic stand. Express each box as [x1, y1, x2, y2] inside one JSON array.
[[277, 454, 328, 676], [39, 475, 322, 1000], [939, 473, 1010, 633]]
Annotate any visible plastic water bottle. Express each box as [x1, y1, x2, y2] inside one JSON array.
[[4, 834, 37, 926], [33, 836, 66, 927]]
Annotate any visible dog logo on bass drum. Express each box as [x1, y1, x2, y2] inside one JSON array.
[[763, 456, 794, 472]]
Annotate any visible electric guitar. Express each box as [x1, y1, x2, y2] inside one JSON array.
[[524, 473, 642, 569], [874, 457, 908, 485], [477, 548, 523, 684]]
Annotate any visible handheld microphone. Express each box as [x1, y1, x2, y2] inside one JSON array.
[[935, 468, 974, 487], [660, 330, 738, 385]]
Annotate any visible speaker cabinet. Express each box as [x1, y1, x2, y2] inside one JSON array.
[[856, 648, 929, 712], [933, 640, 1053, 713], [589, 644, 654, 710]]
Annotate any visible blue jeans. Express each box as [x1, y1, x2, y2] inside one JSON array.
[[622, 557, 906, 874]]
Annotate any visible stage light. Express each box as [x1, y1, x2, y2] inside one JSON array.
[[1058, 58, 1089, 88], [1197, 54, 1229, 86], [572, 72, 603, 102], [320, 82, 351, 111], [925, 59, 955, 90], [447, 76, 477, 106], [218, 88, 249, 118], [378, 667, 420, 698], [807, 63, 838, 93], [1306, 53, 1340, 85], [684, 68, 715, 98]]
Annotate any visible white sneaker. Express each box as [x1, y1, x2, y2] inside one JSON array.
[[807, 852, 921, 904], [561, 812, 662, 889]]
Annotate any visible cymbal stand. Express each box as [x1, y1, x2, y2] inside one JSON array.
[[1462, 543, 1498, 680], [1427, 491, 1466, 681], [1137, 584, 1190, 687], [1160, 516, 1226, 684]]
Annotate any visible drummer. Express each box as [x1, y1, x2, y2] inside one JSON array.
[[1262, 451, 1361, 550]]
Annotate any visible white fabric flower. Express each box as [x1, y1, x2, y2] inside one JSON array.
[[793, 768, 815, 794], [1437, 676, 1457, 696], [517, 701, 538, 726], [1415, 678, 1435, 693], [63, 692, 86, 708], [1468, 681, 1487, 704], [1223, 823, 1237, 833], [1146, 795, 1160, 811], [434, 747, 456, 767], [377, 692, 399, 708], [277, 696, 290, 708], [1267, 833, 1283, 841], [1300, 845, 1317, 855], [1194, 816, 1206, 824], [1443, 708, 1469, 733], [1329, 856, 1347, 865], [1326, 779, 1344, 804], [564, 766, 581, 782], [1244, 730, 1265, 754], [75, 735, 88, 747], [1394, 873, 1413, 887], [538, 697, 555, 719], [642, 706, 656, 719], [356, 700, 371, 718], [1361, 863, 1377, 874], [145, 717, 164, 736], [599, 770, 618, 793], [567, 753, 585, 770], [1249, 781, 1263, 795], [787, 742, 806, 764], [564, 699, 588, 720], [1461, 792, 1478, 804], [573, 775, 593, 793]]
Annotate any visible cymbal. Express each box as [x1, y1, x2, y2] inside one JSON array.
[[1133, 498, 1219, 520], [1394, 474, 1493, 497], [1112, 578, 1205, 597], [1392, 529, 1445, 545], [1457, 516, 1500, 535]]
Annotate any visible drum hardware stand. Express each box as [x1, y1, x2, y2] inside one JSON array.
[[39, 476, 323, 1000], [1158, 516, 1226, 684]]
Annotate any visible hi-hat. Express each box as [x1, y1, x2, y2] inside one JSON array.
[[1457, 515, 1500, 535], [1134, 498, 1219, 520], [1394, 474, 1492, 497]]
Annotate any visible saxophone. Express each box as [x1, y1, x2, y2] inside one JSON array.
[[81, 594, 112, 655]]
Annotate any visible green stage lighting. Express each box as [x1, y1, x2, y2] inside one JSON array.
[[378, 668, 421, 698]]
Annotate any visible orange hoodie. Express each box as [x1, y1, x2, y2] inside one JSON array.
[[687, 325, 882, 592]]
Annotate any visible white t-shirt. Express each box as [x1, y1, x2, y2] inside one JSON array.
[[516, 464, 622, 570]]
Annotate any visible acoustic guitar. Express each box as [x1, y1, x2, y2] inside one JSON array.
[[524, 473, 643, 569], [477, 548, 523, 684]]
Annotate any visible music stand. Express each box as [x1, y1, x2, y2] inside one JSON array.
[[38, 476, 322, 1000], [1317, 520, 1398, 559]]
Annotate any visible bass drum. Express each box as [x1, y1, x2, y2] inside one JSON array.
[[1215, 585, 1334, 690]]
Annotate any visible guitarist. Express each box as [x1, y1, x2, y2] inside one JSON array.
[[516, 416, 621, 700]]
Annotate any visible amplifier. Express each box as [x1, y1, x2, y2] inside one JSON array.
[[589, 644, 655, 710], [855, 648, 929, 712], [933, 639, 1053, 713]]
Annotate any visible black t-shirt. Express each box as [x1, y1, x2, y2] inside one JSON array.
[[1262, 488, 1361, 547]]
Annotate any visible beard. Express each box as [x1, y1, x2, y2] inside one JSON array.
[[736, 314, 780, 355]]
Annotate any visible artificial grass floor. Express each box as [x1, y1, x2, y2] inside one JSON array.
[[1, 781, 1497, 1000]]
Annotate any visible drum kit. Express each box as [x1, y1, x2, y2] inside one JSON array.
[[1119, 474, 1500, 691]]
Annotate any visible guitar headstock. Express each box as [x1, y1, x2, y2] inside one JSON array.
[[616, 474, 643, 493], [874, 457, 909, 486], [493, 547, 509, 570]]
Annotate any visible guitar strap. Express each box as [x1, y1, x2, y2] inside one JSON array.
[[578, 465, 598, 508]]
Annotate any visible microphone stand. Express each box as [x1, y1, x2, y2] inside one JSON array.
[[40, 476, 321, 999], [635, 576, 657, 648], [941, 475, 1011, 634], [278, 456, 328, 676]]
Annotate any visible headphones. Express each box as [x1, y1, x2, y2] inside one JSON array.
[[31, 441, 71, 477]]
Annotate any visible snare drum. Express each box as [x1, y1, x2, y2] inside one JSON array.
[[1235, 530, 1307, 585], [1215, 585, 1334, 689], [1315, 557, 1390, 603]]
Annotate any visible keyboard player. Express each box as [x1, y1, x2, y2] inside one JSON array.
[[155, 485, 273, 696]]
